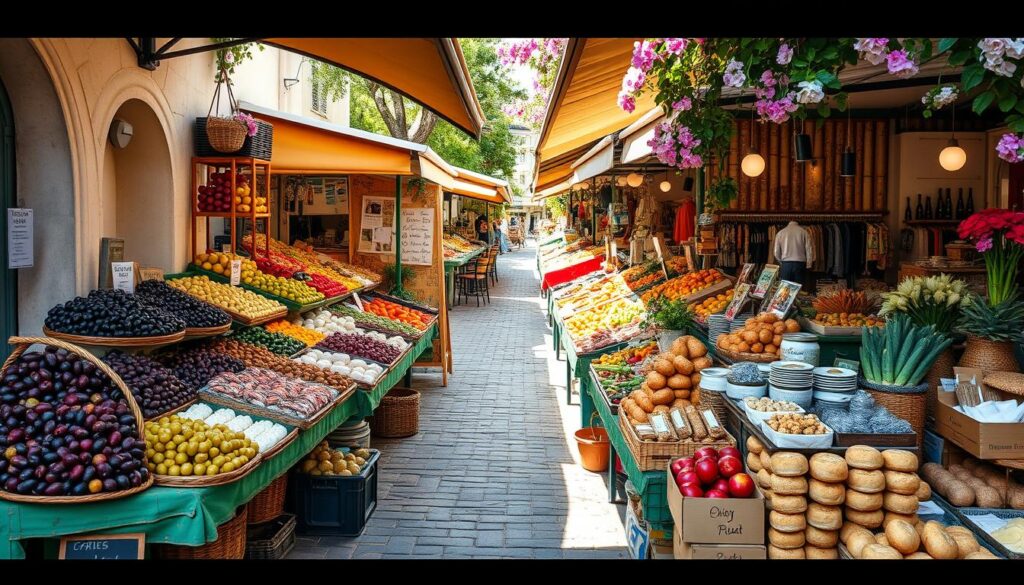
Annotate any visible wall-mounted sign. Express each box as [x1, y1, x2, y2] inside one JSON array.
[[358, 197, 395, 254], [7, 208, 33, 269], [400, 207, 434, 266]]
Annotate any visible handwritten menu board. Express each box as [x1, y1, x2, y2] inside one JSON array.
[[400, 207, 434, 266]]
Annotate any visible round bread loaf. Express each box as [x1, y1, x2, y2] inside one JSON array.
[[884, 470, 921, 495], [884, 519, 921, 554], [883, 492, 919, 515], [947, 530, 980, 558], [847, 531, 876, 558], [768, 544, 805, 559], [845, 507, 884, 529], [746, 434, 763, 454], [808, 479, 846, 506], [771, 474, 809, 495], [874, 532, 890, 546], [922, 522, 959, 559], [809, 452, 848, 482], [768, 527, 806, 549], [915, 480, 932, 501], [847, 469, 886, 493], [804, 544, 838, 559], [882, 511, 918, 530], [805, 525, 839, 548], [862, 543, 903, 559], [771, 493, 808, 514], [770, 510, 807, 533], [845, 444, 884, 470], [964, 550, 997, 560], [846, 489, 884, 512], [746, 451, 763, 473], [757, 468, 773, 489], [806, 502, 843, 530], [759, 450, 773, 473], [905, 552, 933, 559], [770, 451, 808, 477], [840, 521, 872, 544], [882, 449, 918, 472]]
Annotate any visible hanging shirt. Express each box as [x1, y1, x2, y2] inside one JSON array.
[[773, 221, 813, 266], [675, 199, 696, 243]]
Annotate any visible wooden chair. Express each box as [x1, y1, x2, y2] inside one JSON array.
[[487, 244, 499, 284], [457, 255, 491, 307]]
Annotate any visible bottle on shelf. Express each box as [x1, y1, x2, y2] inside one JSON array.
[[945, 188, 953, 219], [966, 188, 975, 215], [904, 197, 912, 222], [925, 195, 933, 219], [915, 193, 924, 220], [935, 189, 945, 219]]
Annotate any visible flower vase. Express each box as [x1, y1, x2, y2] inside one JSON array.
[[658, 330, 683, 352], [957, 336, 1021, 373]]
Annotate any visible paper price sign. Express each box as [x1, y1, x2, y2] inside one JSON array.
[[352, 293, 364, 311], [7, 208, 33, 269], [111, 262, 135, 294], [230, 259, 242, 286]]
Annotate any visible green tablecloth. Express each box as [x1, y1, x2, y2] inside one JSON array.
[[0, 324, 436, 559]]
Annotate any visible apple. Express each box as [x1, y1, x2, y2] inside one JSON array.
[[717, 455, 743, 478], [694, 446, 719, 461], [680, 484, 704, 498], [718, 446, 741, 460], [711, 478, 730, 493], [695, 457, 719, 485], [705, 489, 728, 499], [676, 470, 700, 487], [728, 472, 755, 498], [671, 457, 695, 476]]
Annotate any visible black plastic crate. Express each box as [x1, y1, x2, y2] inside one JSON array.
[[194, 117, 273, 160], [288, 449, 379, 537], [245, 513, 296, 560]]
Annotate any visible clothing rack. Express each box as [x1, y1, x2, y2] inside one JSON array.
[[716, 212, 886, 222]]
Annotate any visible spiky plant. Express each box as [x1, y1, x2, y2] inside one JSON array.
[[958, 292, 1024, 342]]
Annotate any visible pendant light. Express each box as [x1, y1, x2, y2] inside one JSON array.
[[939, 103, 967, 172], [659, 179, 672, 192], [616, 175, 627, 187], [794, 114, 812, 162], [841, 99, 856, 177], [741, 104, 766, 177], [626, 172, 644, 188]]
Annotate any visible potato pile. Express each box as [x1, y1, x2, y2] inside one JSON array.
[[767, 413, 828, 435], [922, 458, 1024, 509], [299, 441, 372, 476], [716, 313, 800, 356], [620, 336, 711, 426]]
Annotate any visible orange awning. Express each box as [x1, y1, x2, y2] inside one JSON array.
[[535, 38, 656, 168], [265, 38, 484, 138], [242, 103, 420, 175]]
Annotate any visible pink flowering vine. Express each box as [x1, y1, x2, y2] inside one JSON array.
[[776, 44, 793, 65], [886, 49, 919, 79], [996, 133, 1024, 164], [854, 38, 889, 65]]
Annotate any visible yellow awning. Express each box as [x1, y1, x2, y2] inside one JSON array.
[[265, 38, 484, 138], [535, 38, 656, 166]]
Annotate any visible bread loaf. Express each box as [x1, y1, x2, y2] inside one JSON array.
[[883, 492, 919, 515], [746, 434, 764, 454], [804, 544, 838, 559], [847, 469, 886, 493], [905, 552, 933, 559], [881, 449, 919, 472], [845, 444, 884, 470], [771, 474, 809, 495], [922, 522, 959, 559], [874, 532, 890, 546], [846, 489, 884, 512], [861, 543, 903, 559], [757, 468, 773, 489], [840, 521, 872, 545], [771, 493, 808, 514], [884, 519, 921, 554], [806, 502, 842, 530], [884, 470, 921, 495], [759, 450, 773, 473], [847, 531, 876, 558], [769, 510, 807, 533], [809, 452, 848, 482], [808, 478, 846, 506], [882, 511, 919, 530], [746, 451, 763, 473], [964, 551, 998, 559], [947, 529, 980, 558], [768, 544, 806, 559], [770, 451, 809, 477], [768, 527, 806, 549], [915, 479, 932, 501], [845, 507, 884, 529]]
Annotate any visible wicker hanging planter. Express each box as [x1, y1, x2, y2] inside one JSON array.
[[205, 69, 247, 153], [958, 335, 1021, 373]]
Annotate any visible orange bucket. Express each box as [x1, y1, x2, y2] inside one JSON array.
[[574, 426, 610, 472]]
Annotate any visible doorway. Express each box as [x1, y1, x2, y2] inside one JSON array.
[[0, 77, 16, 358]]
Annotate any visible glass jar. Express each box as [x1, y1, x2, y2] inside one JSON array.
[[780, 332, 821, 366]]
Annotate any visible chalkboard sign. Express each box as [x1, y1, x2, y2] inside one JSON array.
[[59, 533, 145, 559], [400, 207, 434, 266]]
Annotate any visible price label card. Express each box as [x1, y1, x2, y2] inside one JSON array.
[[111, 262, 135, 294], [230, 259, 242, 286], [59, 533, 145, 560], [221, 243, 232, 254], [7, 208, 33, 269], [352, 293, 364, 311]]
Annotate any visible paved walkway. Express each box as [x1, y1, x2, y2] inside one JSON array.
[[288, 242, 627, 559]]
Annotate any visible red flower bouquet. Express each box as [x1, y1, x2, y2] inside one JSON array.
[[958, 208, 1024, 305]]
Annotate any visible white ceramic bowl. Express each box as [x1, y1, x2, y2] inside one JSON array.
[[699, 368, 730, 392], [769, 386, 813, 408], [726, 381, 768, 401]]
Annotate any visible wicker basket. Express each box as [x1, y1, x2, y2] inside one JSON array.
[[369, 387, 420, 438], [860, 378, 927, 451], [206, 117, 247, 153], [156, 506, 247, 559], [619, 410, 736, 472], [245, 513, 296, 560], [958, 336, 1021, 373], [696, 387, 729, 425], [925, 346, 956, 423], [247, 475, 288, 525]]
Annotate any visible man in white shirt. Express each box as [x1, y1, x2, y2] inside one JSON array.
[[773, 221, 813, 284]]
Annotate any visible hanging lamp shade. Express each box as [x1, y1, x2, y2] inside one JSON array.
[[741, 149, 766, 177], [659, 180, 672, 192], [840, 148, 856, 177], [794, 133, 813, 161], [626, 173, 644, 188], [939, 138, 967, 171]]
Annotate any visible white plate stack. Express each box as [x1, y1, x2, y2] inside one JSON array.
[[811, 366, 858, 392], [707, 314, 732, 343], [769, 361, 815, 389], [728, 312, 756, 332]]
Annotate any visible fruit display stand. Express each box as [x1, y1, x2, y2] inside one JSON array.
[[163, 272, 289, 327], [540, 253, 607, 292], [442, 246, 486, 309], [186, 264, 328, 314], [191, 157, 272, 261], [0, 322, 436, 559]]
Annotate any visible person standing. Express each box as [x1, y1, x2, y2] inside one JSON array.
[[476, 215, 490, 244], [773, 220, 813, 284], [498, 216, 510, 253]]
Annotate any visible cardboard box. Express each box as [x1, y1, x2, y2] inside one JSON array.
[[934, 377, 1024, 460], [673, 526, 766, 559], [651, 543, 675, 559], [625, 502, 650, 560], [666, 460, 766, 545]]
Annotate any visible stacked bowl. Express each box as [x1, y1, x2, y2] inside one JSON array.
[[768, 361, 814, 408], [811, 366, 858, 409]]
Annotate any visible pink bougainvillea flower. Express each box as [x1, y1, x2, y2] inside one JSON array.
[[631, 40, 659, 72], [223, 51, 235, 64], [777, 43, 793, 65], [621, 66, 646, 92], [664, 38, 687, 55], [854, 38, 889, 65], [671, 96, 692, 111], [887, 50, 919, 78], [976, 237, 994, 253], [617, 91, 636, 113], [996, 133, 1024, 163], [795, 80, 825, 104], [722, 59, 746, 88]]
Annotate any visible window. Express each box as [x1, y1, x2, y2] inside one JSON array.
[[310, 78, 328, 117]]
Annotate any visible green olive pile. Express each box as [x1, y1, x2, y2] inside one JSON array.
[[247, 273, 324, 305], [144, 415, 257, 477], [230, 327, 305, 356]]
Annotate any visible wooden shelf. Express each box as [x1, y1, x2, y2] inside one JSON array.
[[193, 211, 272, 219], [904, 219, 960, 227]]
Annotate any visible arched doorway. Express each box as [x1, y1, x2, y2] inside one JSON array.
[[101, 99, 175, 271], [0, 78, 15, 357]]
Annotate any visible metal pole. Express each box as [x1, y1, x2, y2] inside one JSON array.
[[395, 175, 402, 289], [695, 167, 705, 269]]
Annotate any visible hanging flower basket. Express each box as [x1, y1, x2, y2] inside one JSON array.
[[205, 69, 255, 154]]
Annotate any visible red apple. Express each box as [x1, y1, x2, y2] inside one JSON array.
[[718, 446, 741, 460], [671, 457, 694, 476], [711, 478, 730, 493], [717, 455, 743, 478], [695, 457, 719, 485], [680, 484, 704, 498], [694, 446, 719, 461], [676, 470, 699, 487], [705, 489, 728, 499], [728, 472, 756, 498]]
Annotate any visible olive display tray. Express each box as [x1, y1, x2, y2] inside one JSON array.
[[199, 382, 355, 430], [188, 264, 327, 313], [166, 401, 299, 461], [42, 327, 187, 348], [154, 453, 263, 488], [328, 303, 425, 341], [183, 322, 233, 339], [355, 291, 439, 330], [163, 272, 289, 326], [0, 475, 154, 504]]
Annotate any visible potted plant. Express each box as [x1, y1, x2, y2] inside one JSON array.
[[646, 297, 694, 351], [956, 209, 1024, 372]]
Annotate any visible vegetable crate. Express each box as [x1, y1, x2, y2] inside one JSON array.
[[288, 450, 379, 536]]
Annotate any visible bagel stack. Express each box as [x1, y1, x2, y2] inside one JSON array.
[[843, 445, 886, 531], [800, 452, 848, 558], [762, 445, 811, 559], [879, 449, 922, 533]]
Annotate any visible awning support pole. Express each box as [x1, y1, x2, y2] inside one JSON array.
[[395, 175, 402, 290]]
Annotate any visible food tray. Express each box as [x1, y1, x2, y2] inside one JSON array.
[[797, 316, 864, 337], [200, 383, 355, 430], [679, 276, 735, 306], [329, 303, 425, 341], [188, 264, 326, 313], [618, 410, 736, 472], [183, 322, 233, 339], [290, 347, 393, 391], [41, 327, 186, 348], [758, 418, 835, 449], [741, 399, 805, 424], [154, 453, 263, 487], [955, 508, 1024, 559], [356, 291, 439, 331], [163, 272, 289, 326], [259, 427, 299, 461], [589, 367, 621, 416], [714, 341, 778, 364]]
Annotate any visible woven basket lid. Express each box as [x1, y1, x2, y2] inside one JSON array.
[[981, 372, 1024, 397]]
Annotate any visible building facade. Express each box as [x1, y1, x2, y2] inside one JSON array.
[[508, 123, 544, 228]]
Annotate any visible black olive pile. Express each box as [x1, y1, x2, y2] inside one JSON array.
[[135, 280, 231, 329], [0, 346, 149, 497], [45, 289, 186, 338], [156, 346, 245, 391], [101, 352, 195, 418]]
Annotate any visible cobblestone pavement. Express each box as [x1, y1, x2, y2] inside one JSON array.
[[288, 241, 627, 559]]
